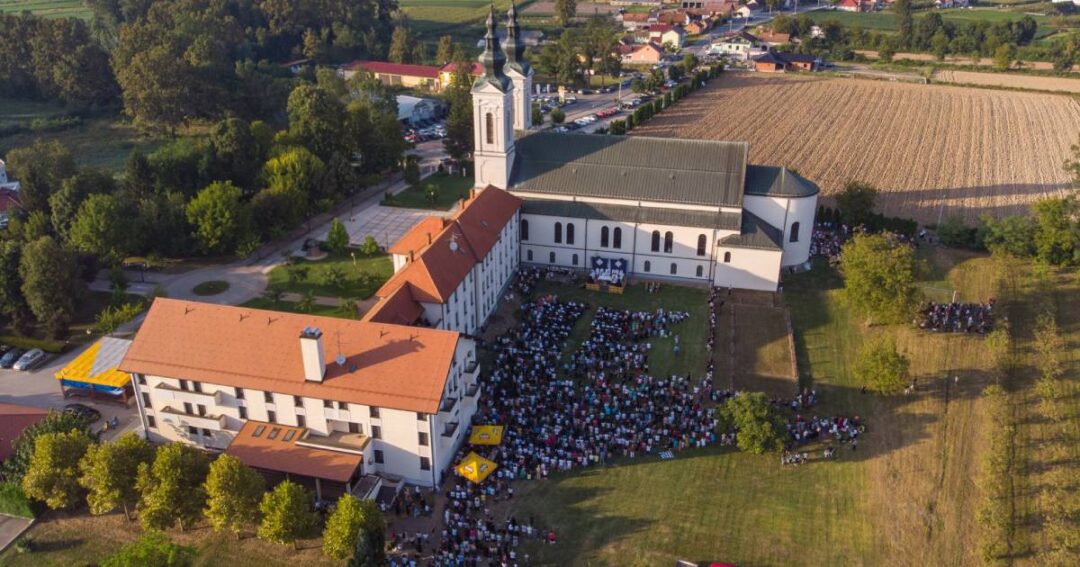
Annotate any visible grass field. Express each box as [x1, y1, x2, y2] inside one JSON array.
[[385, 172, 473, 211], [266, 252, 392, 300], [732, 302, 795, 394], [811, 8, 1055, 33], [0, 0, 90, 19], [240, 296, 352, 319], [635, 73, 1080, 224], [513, 247, 1006, 565]]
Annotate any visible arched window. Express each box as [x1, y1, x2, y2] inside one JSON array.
[[554, 222, 563, 244], [600, 226, 610, 248], [572, 253, 579, 266], [651, 230, 660, 252], [566, 223, 575, 245], [723, 251, 731, 263], [485, 113, 494, 145], [549, 251, 556, 264], [670, 263, 678, 275], [613, 227, 622, 249], [790, 222, 800, 243], [697, 234, 707, 256], [664, 231, 673, 253], [527, 250, 534, 261], [644, 260, 651, 272], [696, 265, 704, 277], [521, 220, 529, 241]]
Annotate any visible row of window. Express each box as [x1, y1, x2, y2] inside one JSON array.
[[525, 250, 731, 276], [522, 221, 804, 252]]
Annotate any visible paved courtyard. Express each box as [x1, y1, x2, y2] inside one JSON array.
[[312, 205, 454, 251]]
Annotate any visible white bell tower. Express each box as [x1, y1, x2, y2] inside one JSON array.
[[472, 5, 515, 190], [503, 2, 533, 133]]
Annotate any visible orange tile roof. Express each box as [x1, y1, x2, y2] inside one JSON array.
[[377, 187, 521, 305], [120, 299, 460, 414], [388, 217, 447, 256], [362, 284, 425, 326], [226, 420, 363, 483]]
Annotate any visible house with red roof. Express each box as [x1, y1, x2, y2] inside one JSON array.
[[836, 0, 878, 12], [0, 403, 48, 462]]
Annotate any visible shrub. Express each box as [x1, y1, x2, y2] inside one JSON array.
[[0, 481, 36, 518], [102, 532, 196, 567], [95, 302, 145, 334], [853, 335, 911, 395]]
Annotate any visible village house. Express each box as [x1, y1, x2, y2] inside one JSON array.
[[648, 23, 686, 49], [753, 50, 821, 73], [618, 10, 656, 29], [623, 42, 665, 64], [709, 30, 767, 61], [754, 28, 792, 46], [835, 0, 878, 12]]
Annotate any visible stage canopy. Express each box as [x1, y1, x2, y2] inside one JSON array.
[[55, 337, 132, 396], [456, 451, 497, 484], [468, 424, 504, 446]]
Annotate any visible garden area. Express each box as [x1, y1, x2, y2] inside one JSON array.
[[383, 172, 473, 211], [265, 252, 392, 301]]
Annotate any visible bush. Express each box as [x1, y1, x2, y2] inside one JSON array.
[[937, 216, 977, 249], [0, 481, 36, 518], [853, 335, 911, 395], [102, 532, 196, 567], [0, 335, 66, 353], [95, 302, 145, 334], [550, 108, 565, 124]]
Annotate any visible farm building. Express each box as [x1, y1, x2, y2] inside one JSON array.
[[753, 50, 821, 73], [339, 61, 441, 91]]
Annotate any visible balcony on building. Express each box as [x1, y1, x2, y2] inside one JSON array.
[[153, 382, 224, 405], [159, 405, 227, 430], [442, 421, 459, 438]]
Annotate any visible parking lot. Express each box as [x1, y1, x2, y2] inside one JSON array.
[[0, 344, 140, 441]]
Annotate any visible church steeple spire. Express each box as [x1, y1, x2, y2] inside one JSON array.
[[504, 2, 530, 75], [477, 4, 510, 92]]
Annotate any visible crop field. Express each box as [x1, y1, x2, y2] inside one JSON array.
[[634, 73, 1080, 224], [934, 69, 1080, 93], [0, 0, 90, 19]]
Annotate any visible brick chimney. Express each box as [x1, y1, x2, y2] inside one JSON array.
[[300, 327, 325, 382]]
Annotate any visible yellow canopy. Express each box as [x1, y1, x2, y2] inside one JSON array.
[[468, 424, 504, 446], [54, 337, 132, 389], [456, 451, 497, 484]]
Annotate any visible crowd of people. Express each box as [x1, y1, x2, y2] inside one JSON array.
[[916, 300, 995, 334], [786, 414, 864, 449], [810, 222, 917, 264]]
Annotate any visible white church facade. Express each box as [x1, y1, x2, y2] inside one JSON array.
[[464, 4, 817, 292]]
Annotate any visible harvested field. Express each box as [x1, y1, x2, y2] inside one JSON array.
[[634, 73, 1080, 224], [933, 69, 1080, 94]]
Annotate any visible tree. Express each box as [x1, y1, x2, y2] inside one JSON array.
[[186, 181, 253, 255], [326, 218, 350, 254], [436, 35, 455, 64], [67, 193, 135, 264], [346, 498, 385, 566], [262, 147, 327, 218], [287, 84, 347, 161], [403, 156, 421, 185], [443, 52, 475, 162], [19, 236, 82, 338], [682, 53, 699, 71], [322, 266, 347, 289], [993, 43, 1016, 71], [978, 214, 1036, 258], [719, 392, 785, 454], [853, 335, 911, 394], [388, 26, 413, 64], [1031, 196, 1080, 266], [936, 216, 974, 249], [1, 410, 92, 482], [1065, 132, 1080, 186], [50, 168, 117, 241], [554, 0, 577, 26], [101, 531, 195, 567], [21, 429, 94, 510], [258, 480, 316, 549], [360, 235, 380, 256], [841, 233, 921, 325], [531, 103, 543, 127], [0, 241, 32, 334], [893, 0, 914, 49], [137, 443, 212, 532], [209, 117, 264, 192], [835, 180, 878, 226], [297, 290, 317, 313], [79, 432, 155, 520], [204, 454, 265, 539], [4, 139, 77, 214], [323, 494, 380, 560], [551, 108, 565, 124]]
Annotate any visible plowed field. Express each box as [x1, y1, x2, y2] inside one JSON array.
[[634, 73, 1080, 224]]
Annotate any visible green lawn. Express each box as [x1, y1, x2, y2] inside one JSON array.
[[530, 279, 711, 380], [811, 8, 1055, 33], [266, 252, 393, 300], [0, 0, 91, 19], [0, 112, 165, 172], [240, 297, 353, 319], [384, 172, 473, 211], [513, 248, 1006, 565]]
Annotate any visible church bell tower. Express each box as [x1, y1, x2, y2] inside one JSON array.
[[472, 5, 515, 190], [503, 2, 533, 132]]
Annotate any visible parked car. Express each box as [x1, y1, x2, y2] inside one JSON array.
[[0, 348, 23, 369], [13, 348, 46, 371], [63, 403, 102, 423]]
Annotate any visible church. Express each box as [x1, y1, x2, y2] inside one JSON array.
[[364, 4, 820, 335], [472, 4, 818, 292]]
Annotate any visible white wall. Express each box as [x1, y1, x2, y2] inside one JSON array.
[[713, 247, 782, 291], [743, 194, 818, 267]]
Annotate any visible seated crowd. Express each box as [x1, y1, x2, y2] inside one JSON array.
[[916, 300, 995, 334]]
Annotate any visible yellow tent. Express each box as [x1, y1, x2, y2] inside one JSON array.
[[468, 424, 504, 446], [456, 452, 497, 484], [54, 337, 132, 390]]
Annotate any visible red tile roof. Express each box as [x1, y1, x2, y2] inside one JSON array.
[[120, 299, 460, 414], [388, 217, 447, 256], [226, 420, 364, 483], [346, 61, 441, 79], [363, 282, 425, 326], [438, 62, 484, 76], [377, 186, 521, 305], [0, 403, 48, 461]]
